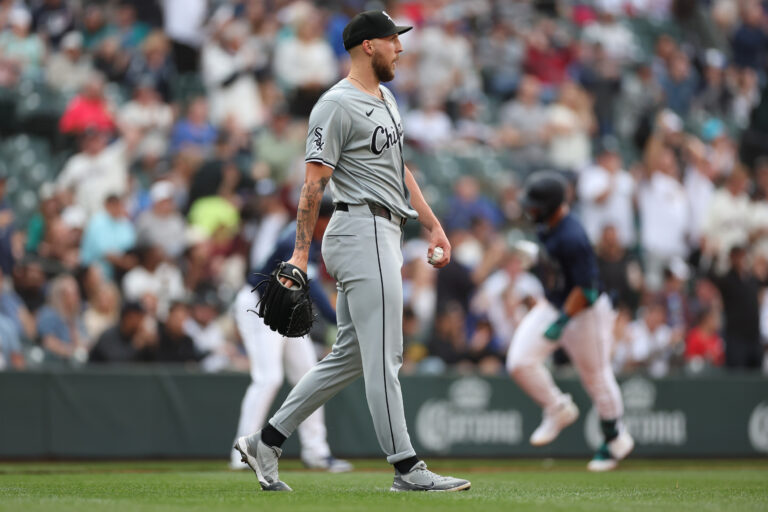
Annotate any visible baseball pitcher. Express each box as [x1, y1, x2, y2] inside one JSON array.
[[234, 11, 471, 492]]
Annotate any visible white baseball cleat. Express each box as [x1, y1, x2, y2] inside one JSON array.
[[302, 455, 354, 473], [234, 432, 292, 491], [587, 429, 635, 472], [530, 394, 579, 446], [609, 429, 635, 460], [390, 461, 471, 492]]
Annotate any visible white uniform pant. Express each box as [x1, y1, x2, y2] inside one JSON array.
[[506, 294, 623, 420], [231, 285, 331, 463]]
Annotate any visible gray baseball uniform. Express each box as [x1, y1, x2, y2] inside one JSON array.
[[268, 79, 418, 463]]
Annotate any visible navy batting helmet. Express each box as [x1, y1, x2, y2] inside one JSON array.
[[521, 171, 566, 223]]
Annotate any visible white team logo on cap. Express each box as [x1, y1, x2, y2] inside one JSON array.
[[382, 11, 394, 23]]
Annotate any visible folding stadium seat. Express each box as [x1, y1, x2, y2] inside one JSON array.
[[26, 163, 49, 189], [17, 87, 67, 141], [14, 149, 36, 170], [172, 73, 206, 103], [12, 189, 39, 227], [11, 134, 31, 153], [0, 86, 17, 135], [5, 176, 19, 198], [104, 82, 128, 108]]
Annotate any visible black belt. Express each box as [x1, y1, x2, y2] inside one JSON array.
[[335, 202, 406, 227]]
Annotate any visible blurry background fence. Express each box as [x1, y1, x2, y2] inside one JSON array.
[[2, 369, 766, 459]]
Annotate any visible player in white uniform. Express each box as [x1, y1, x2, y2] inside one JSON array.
[[231, 199, 351, 472], [507, 172, 634, 471]]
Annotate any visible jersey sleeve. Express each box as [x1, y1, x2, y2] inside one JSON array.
[[305, 99, 351, 170]]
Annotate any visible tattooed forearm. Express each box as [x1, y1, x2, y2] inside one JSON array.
[[294, 175, 330, 259]]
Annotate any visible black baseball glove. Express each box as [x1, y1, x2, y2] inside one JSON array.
[[251, 262, 315, 338]]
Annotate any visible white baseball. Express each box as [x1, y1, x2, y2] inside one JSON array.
[[429, 246, 444, 265]]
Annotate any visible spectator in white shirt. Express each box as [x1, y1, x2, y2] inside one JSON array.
[[201, 19, 265, 132], [547, 81, 595, 172], [682, 136, 717, 251], [45, 31, 94, 98], [56, 129, 136, 217], [750, 158, 768, 257], [273, 7, 338, 118], [122, 244, 185, 320], [183, 289, 240, 372], [638, 147, 690, 290], [404, 95, 453, 150], [118, 79, 173, 147], [162, 0, 207, 73], [578, 137, 636, 248], [415, 15, 480, 103], [472, 246, 544, 349], [701, 167, 752, 269], [613, 299, 682, 377], [581, 6, 639, 64], [0, 7, 46, 83]]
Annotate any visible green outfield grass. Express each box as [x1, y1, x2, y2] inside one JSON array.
[[1, 459, 767, 512]]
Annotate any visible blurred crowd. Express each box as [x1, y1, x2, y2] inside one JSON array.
[[0, 0, 766, 378]]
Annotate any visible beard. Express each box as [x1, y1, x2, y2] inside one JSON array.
[[372, 51, 395, 82]]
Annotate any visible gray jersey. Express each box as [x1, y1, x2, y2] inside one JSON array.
[[305, 79, 417, 219], [266, 80, 421, 469]]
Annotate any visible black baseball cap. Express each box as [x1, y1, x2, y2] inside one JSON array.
[[343, 10, 412, 51]]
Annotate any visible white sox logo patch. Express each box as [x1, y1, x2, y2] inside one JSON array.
[[382, 11, 394, 23], [313, 127, 324, 151]]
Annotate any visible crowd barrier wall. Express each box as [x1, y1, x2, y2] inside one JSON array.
[[1, 369, 766, 458]]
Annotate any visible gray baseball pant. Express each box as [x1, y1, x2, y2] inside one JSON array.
[[269, 204, 416, 463]]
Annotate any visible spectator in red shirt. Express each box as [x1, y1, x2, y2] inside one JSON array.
[[59, 71, 116, 135], [685, 306, 725, 367], [523, 20, 573, 91]]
